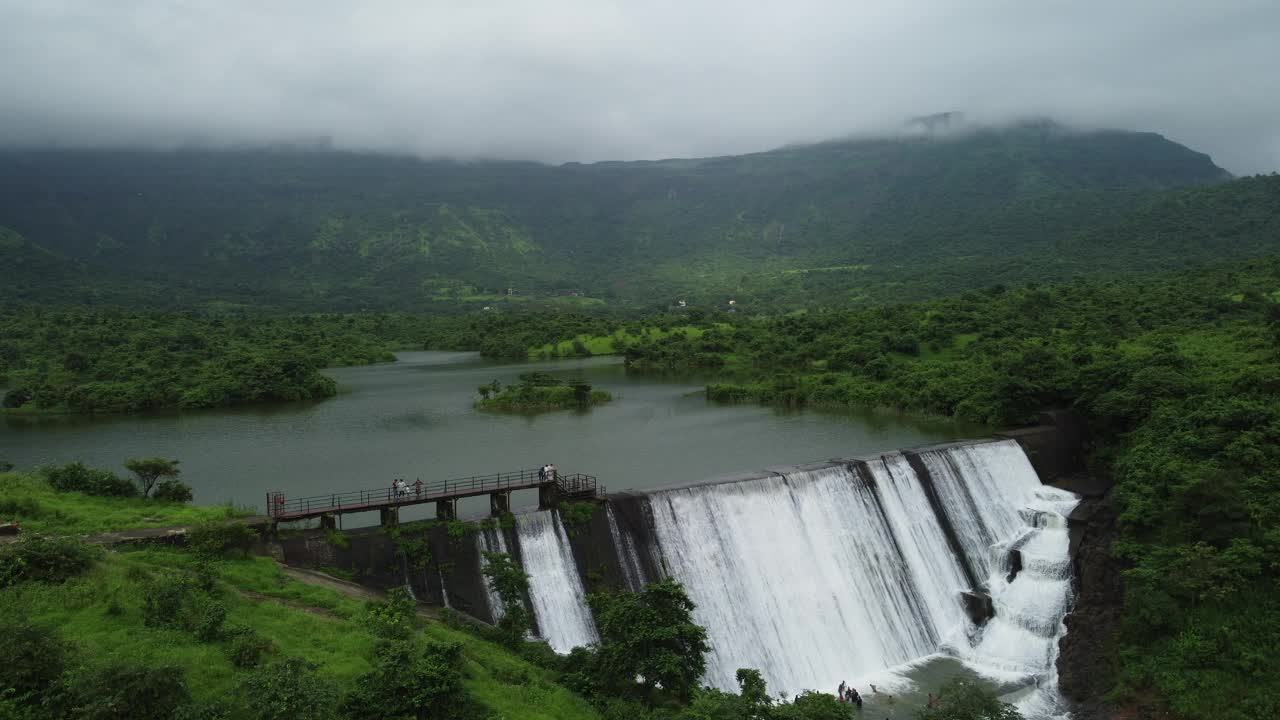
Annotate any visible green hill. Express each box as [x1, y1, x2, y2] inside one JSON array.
[[0, 121, 1234, 309]]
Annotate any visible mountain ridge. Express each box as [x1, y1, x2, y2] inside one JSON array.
[[0, 121, 1241, 309]]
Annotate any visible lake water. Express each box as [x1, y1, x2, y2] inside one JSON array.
[[2, 352, 980, 522]]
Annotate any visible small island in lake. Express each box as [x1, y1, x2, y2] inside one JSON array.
[[476, 371, 612, 412]]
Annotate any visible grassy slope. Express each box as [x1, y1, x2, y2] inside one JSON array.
[[0, 480, 601, 720], [0, 472, 252, 535]]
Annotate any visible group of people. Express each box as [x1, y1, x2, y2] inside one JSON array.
[[537, 463, 557, 482], [836, 681, 863, 708], [835, 681, 941, 712], [391, 478, 422, 498]]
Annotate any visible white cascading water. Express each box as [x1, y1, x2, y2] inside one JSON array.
[[648, 466, 940, 693], [514, 440, 1079, 719], [475, 526, 510, 621], [918, 442, 1080, 718], [513, 510, 599, 653]]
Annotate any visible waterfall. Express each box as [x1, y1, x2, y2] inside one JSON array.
[[476, 526, 510, 621], [920, 442, 1080, 718], [514, 510, 599, 653], [509, 439, 1078, 718]]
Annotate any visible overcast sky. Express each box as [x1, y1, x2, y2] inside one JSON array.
[[1, 1, 1277, 174]]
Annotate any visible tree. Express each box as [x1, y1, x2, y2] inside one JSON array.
[[588, 578, 710, 704], [480, 551, 531, 647], [914, 679, 1023, 720], [124, 457, 181, 498]]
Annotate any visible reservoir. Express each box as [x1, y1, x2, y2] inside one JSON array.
[[2, 351, 977, 519]]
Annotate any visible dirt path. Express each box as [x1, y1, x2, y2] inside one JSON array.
[[278, 565, 443, 620]]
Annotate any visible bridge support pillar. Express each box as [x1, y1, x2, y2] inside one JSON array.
[[379, 507, 399, 527], [538, 484, 559, 511], [489, 491, 511, 516], [436, 498, 457, 521], [319, 513, 337, 531]]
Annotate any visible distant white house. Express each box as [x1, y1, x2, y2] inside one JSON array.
[[677, 299, 687, 308], [728, 299, 736, 306]]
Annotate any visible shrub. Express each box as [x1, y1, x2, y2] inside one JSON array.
[[140, 572, 194, 628], [192, 597, 227, 642], [361, 587, 417, 641], [39, 461, 138, 498], [0, 460, 13, 472], [240, 659, 338, 720], [0, 622, 67, 707], [152, 478, 194, 503], [65, 664, 190, 720], [186, 521, 258, 559], [0, 535, 98, 587], [225, 627, 275, 668], [341, 640, 470, 720]]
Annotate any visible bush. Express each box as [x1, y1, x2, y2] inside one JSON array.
[[186, 521, 258, 559], [192, 597, 227, 642], [65, 663, 191, 720], [39, 462, 138, 498], [361, 587, 417, 641], [0, 622, 67, 707], [153, 479, 194, 503], [342, 640, 470, 720], [225, 627, 275, 668], [0, 535, 98, 587], [240, 659, 338, 720], [140, 572, 194, 628]]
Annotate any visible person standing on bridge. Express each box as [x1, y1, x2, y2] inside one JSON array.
[[548, 463, 556, 482], [414, 478, 423, 497]]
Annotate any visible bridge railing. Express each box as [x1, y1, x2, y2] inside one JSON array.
[[266, 469, 598, 517]]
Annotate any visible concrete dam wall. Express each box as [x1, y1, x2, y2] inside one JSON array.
[[273, 425, 1085, 719]]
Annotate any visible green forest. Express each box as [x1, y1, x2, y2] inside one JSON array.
[[1, 124, 1259, 310]]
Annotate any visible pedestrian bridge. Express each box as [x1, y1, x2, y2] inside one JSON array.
[[265, 469, 600, 527]]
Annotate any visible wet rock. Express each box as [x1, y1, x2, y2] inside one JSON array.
[[1056, 493, 1123, 719], [1006, 548, 1023, 583], [961, 590, 995, 626]]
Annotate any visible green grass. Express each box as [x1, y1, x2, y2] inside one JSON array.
[[0, 546, 602, 719], [529, 324, 708, 358], [0, 472, 253, 535]]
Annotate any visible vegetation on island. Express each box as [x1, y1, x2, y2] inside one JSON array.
[[476, 372, 611, 412]]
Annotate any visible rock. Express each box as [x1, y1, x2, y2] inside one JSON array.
[[961, 590, 994, 626], [1056, 494, 1123, 719], [1006, 548, 1023, 583]]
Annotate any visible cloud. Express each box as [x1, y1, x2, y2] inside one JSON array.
[[1, 0, 1277, 173]]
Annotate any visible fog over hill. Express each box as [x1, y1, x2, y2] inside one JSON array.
[[1, 1, 1278, 173]]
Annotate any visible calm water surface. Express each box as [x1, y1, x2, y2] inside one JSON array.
[[2, 352, 981, 521]]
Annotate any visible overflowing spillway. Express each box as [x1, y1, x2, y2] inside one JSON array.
[[501, 439, 1079, 718], [513, 510, 599, 653]]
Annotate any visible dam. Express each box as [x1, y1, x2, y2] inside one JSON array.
[[276, 434, 1081, 719]]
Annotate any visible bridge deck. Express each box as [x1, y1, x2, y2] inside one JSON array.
[[267, 469, 598, 522]]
